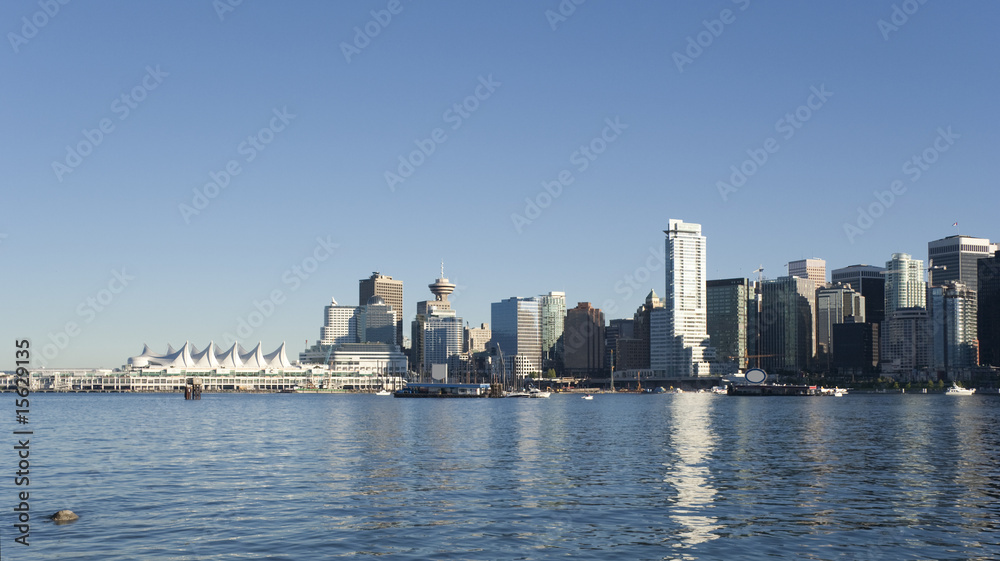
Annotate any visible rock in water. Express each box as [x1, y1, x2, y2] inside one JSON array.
[[51, 510, 79, 522]]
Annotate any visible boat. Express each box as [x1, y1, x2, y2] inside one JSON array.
[[833, 388, 846, 397], [710, 385, 728, 395], [375, 389, 391, 396], [505, 389, 532, 398], [582, 394, 594, 400], [528, 387, 551, 398], [945, 384, 976, 396]]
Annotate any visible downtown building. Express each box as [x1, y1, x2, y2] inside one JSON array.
[[616, 290, 662, 372], [564, 302, 606, 378], [885, 253, 926, 314], [539, 291, 566, 369], [606, 318, 634, 372], [490, 296, 543, 379], [660, 219, 713, 376], [300, 296, 408, 372], [880, 307, 931, 376], [831, 264, 886, 324], [927, 281, 978, 373], [706, 278, 755, 372], [927, 234, 997, 292], [979, 251, 1000, 367], [815, 283, 865, 366], [359, 272, 405, 350], [881, 253, 928, 375], [358, 296, 397, 346], [411, 270, 463, 379], [759, 276, 823, 374], [788, 258, 827, 282], [464, 323, 491, 354]]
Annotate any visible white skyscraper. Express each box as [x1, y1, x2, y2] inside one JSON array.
[[664, 219, 713, 376], [321, 297, 359, 345], [885, 253, 926, 314]]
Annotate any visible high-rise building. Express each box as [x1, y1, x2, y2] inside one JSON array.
[[928, 235, 998, 292], [490, 297, 542, 379], [815, 284, 865, 359], [707, 278, 754, 371], [928, 281, 978, 371], [978, 251, 1000, 366], [320, 297, 359, 345], [831, 264, 886, 324], [664, 219, 713, 376], [358, 296, 397, 346], [885, 253, 926, 314], [539, 291, 566, 365], [616, 289, 662, 372], [649, 307, 669, 371], [606, 318, 633, 371], [564, 302, 606, 378], [832, 318, 879, 376], [880, 307, 930, 375], [759, 276, 822, 373], [359, 272, 404, 350], [788, 258, 827, 282], [464, 323, 491, 354], [411, 267, 463, 376]]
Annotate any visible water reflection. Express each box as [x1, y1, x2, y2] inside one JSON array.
[[665, 394, 721, 550]]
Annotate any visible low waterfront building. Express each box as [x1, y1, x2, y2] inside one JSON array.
[[299, 342, 408, 375]]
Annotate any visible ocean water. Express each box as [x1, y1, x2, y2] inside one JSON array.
[[4, 392, 999, 560]]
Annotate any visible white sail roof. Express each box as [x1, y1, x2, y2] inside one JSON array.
[[128, 342, 293, 371]]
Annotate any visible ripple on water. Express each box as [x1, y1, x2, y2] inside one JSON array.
[[10, 392, 1000, 560]]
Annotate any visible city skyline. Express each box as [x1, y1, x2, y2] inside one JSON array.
[[3, 2, 998, 367]]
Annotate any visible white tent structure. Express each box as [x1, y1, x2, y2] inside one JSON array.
[[127, 342, 294, 371]]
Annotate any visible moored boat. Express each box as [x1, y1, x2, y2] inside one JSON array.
[[945, 384, 976, 396]]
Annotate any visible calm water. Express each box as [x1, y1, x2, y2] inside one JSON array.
[[5, 392, 999, 560]]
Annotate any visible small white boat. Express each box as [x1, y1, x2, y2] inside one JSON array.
[[582, 394, 594, 400], [833, 388, 846, 397], [375, 389, 392, 396], [945, 384, 976, 396], [529, 387, 551, 398]]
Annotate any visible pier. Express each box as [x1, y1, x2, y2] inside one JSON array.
[[727, 384, 824, 396]]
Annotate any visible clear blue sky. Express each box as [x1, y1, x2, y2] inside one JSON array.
[[3, 0, 997, 368]]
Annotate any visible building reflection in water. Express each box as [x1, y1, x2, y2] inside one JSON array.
[[665, 394, 721, 549]]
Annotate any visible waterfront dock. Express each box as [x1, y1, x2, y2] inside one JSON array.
[[727, 384, 825, 396]]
